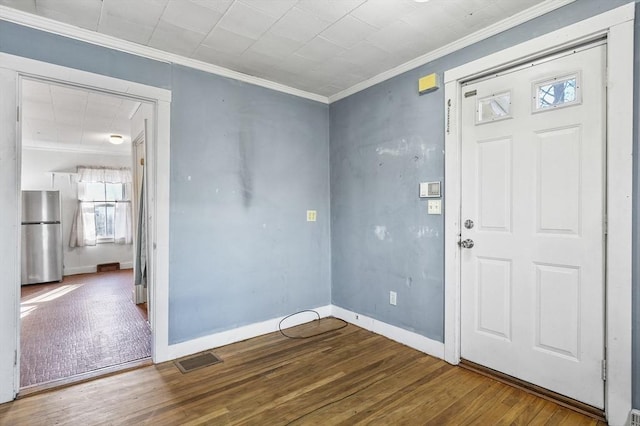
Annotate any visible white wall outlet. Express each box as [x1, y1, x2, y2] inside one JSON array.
[[389, 291, 397, 306], [427, 199, 441, 215]]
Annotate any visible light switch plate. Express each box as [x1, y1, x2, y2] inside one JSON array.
[[428, 200, 442, 215], [307, 210, 317, 222]]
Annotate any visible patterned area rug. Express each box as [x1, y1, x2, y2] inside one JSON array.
[[20, 269, 151, 387]]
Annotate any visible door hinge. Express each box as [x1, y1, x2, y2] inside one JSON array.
[[604, 216, 608, 235], [16, 106, 19, 122], [14, 350, 17, 366], [601, 359, 607, 381]]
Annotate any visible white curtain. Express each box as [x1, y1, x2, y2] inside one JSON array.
[[75, 167, 132, 184], [69, 167, 133, 247], [114, 201, 133, 244], [69, 203, 97, 247]]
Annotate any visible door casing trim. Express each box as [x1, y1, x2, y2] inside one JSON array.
[[443, 4, 634, 425], [0, 52, 172, 401]]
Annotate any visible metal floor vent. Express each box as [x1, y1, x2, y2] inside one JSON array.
[[631, 409, 640, 426], [175, 352, 222, 374]]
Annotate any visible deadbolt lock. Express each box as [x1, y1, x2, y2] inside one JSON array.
[[464, 219, 474, 229]]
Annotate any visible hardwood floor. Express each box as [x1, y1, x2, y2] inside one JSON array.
[[0, 319, 606, 425]]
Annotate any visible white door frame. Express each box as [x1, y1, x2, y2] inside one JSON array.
[[0, 52, 172, 401], [443, 4, 634, 425], [0, 67, 20, 403]]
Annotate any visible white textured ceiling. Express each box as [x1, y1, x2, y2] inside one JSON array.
[[1, 0, 547, 97], [21, 79, 140, 153]]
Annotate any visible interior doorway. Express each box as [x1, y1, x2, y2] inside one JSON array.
[[0, 53, 171, 404], [18, 77, 153, 389]]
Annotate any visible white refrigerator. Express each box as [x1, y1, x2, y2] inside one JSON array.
[[21, 190, 63, 285]]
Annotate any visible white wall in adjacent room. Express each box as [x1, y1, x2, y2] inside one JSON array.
[[21, 148, 133, 275]]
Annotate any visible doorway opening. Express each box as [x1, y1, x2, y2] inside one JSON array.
[[457, 42, 606, 408], [18, 77, 153, 390], [0, 53, 171, 404]]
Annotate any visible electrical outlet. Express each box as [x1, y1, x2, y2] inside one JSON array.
[[390, 291, 397, 306]]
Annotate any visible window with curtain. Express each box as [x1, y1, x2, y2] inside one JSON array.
[[69, 167, 133, 247]]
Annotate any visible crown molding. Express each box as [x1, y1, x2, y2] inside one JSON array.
[[0, 5, 329, 104], [328, 0, 577, 103], [0, 1, 576, 106]]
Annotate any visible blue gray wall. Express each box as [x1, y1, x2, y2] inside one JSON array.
[[330, 0, 638, 394], [1, 0, 639, 407], [169, 65, 330, 342], [330, 67, 446, 339], [330, 0, 633, 339], [0, 20, 171, 89], [0, 19, 331, 345]]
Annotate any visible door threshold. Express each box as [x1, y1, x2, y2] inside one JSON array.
[[459, 359, 605, 422], [18, 357, 152, 398]]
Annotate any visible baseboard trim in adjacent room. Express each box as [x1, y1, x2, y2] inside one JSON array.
[[64, 262, 134, 276], [331, 305, 445, 360], [165, 305, 333, 361], [63, 266, 96, 276]]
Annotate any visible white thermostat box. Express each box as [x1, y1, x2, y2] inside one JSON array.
[[419, 181, 441, 198]]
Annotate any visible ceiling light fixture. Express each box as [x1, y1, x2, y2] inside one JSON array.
[[109, 134, 124, 145]]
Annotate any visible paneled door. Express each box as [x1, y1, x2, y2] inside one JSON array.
[[460, 43, 606, 408]]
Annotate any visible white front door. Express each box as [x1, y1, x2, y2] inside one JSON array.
[[460, 43, 606, 408]]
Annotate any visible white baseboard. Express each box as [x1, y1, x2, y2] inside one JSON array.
[[331, 305, 445, 360], [64, 265, 96, 275], [64, 261, 134, 276], [161, 304, 445, 363], [164, 305, 333, 361]]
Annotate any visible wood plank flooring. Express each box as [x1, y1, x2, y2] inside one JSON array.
[[0, 318, 607, 425]]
